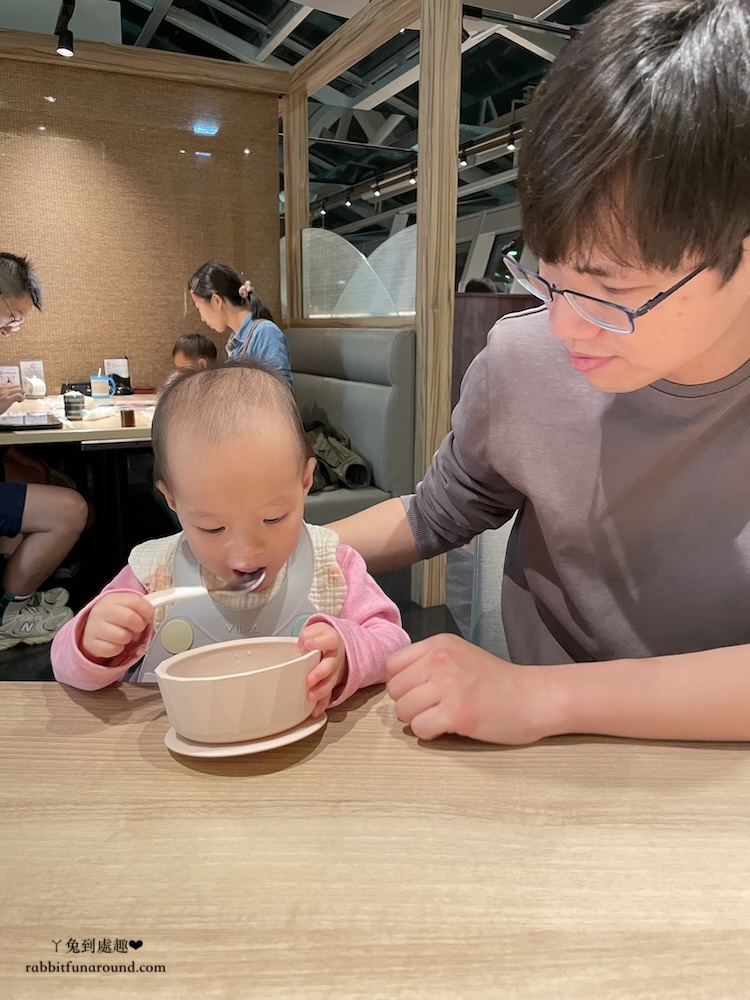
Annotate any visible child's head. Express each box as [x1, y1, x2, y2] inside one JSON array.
[[172, 333, 218, 370], [152, 362, 314, 591], [188, 261, 274, 333], [518, 0, 750, 393]]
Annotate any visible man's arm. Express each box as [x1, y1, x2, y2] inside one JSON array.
[[545, 644, 750, 742], [330, 498, 421, 574], [332, 345, 523, 573], [386, 635, 750, 744]]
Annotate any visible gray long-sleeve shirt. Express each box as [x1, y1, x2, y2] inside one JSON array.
[[406, 306, 750, 664]]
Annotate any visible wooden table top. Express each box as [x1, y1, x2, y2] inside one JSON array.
[[0, 396, 156, 445], [2, 681, 750, 999]]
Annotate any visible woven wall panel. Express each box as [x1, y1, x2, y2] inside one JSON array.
[[0, 59, 280, 391]]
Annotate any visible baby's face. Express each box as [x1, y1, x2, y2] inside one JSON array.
[[172, 351, 191, 369], [160, 425, 314, 591]]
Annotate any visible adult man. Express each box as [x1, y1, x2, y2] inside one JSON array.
[[334, 0, 750, 745], [0, 254, 87, 649]]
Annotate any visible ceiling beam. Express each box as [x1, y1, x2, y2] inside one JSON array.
[[332, 166, 518, 236], [290, 0, 421, 97], [256, 5, 312, 62], [134, 0, 173, 47], [496, 24, 568, 61], [353, 24, 498, 111]]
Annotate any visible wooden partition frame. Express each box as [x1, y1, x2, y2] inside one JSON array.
[[284, 0, 461, 607], [0, 29, 288, 95]]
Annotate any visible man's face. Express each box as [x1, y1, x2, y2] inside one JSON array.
[[541, 240, 750, 391], [0, 292, 34, 338]]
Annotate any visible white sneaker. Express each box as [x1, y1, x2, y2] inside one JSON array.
[[0, 603, 73, 650], [28, 587, 70, 609]]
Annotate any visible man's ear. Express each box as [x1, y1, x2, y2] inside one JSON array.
[[302, 457, 316, 496], [156, 480, 177, 513]]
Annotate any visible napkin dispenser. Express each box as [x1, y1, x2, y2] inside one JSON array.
[[104, 359, 133, 395], [61, 381, 92, 396], [61, 375, 132, 396], [108, 373, 133, 395]]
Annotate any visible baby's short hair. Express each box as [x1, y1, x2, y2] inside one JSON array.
[[172, 332, 218, 363], [152, 361, 311, 488]]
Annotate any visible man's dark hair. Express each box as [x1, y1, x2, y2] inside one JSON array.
[[0, 254, 42, 309], [172, 332, 218, 363], [519, 0, 750, 280], [152, 360, 311, 489]]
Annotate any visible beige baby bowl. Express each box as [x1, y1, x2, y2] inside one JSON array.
[[154, 637, 320, 743]]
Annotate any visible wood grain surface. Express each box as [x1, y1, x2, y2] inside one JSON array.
[[3, 682, 750, 999]]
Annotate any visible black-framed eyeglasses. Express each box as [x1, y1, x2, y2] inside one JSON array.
[[0, 291, 23, 334], [502, 254, 706, 334]]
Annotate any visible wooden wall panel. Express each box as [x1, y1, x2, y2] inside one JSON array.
[[0, 58, 280, 391]]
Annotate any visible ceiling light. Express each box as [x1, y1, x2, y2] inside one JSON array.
[[243, 148, 250, 155], [345, 196, 352, 207], [458, 149, 469, 167], [373, 183, 381, 197], [192, 121, 219, 136], [38, 126, 46, 132], [179, 149, 186, 154], [507, 130, 516, 153], [409, 169, 416, 185], [44, 96, 57, 103], [319, 205, 327, 216], [56, 27, 74, 58], [194, 151, 212, 158]]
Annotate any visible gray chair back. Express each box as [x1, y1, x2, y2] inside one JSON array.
[[470, 515, 516, 660]]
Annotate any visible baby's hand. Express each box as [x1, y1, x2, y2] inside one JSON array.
[[298, 621, 348, 717], [82, 592, 155, 663]]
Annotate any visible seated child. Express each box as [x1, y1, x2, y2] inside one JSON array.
[[51, 363, 410, 716], [172, 332, 217, 370]]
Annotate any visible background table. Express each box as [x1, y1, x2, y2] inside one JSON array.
[[0, 395, 156, 445], [2, 682, 750, 999], [0, 396, 158, 577]]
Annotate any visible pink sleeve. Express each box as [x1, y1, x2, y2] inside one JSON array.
[[51, 566, 156, 691], [304, 544, 410, 707]]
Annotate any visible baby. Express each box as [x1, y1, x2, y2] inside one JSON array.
[[52, 362, 409, 716], [171, 332, 217, 371]]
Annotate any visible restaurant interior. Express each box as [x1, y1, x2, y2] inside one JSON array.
[[3, 3, 748, 999]]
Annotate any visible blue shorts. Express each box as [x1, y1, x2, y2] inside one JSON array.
[[0, 482, 27, 538]]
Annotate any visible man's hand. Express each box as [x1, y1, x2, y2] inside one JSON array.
[[82, 592, 155, 663], [298, 621, 348, 717], [0, 385, 25, 415], [386, 633, 552, 745]]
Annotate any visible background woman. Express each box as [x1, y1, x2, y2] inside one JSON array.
[[187, 261, 292, 387]]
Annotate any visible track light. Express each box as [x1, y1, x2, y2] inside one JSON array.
[[56, 27, 74, 58], [373, 182, 381, 198], [507, 126, 517, 153], [409, 168, 416, 185], [458, 148, 469, 167], [56, 2, 76, 58], [319, 204, 327, 216], [345, 196, 352, 207]]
